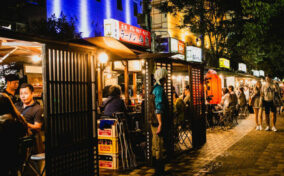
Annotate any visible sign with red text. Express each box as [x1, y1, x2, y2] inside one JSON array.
[[104, 19, 151, 48], [170, 38, 185, 55]]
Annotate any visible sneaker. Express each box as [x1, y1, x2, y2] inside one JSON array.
[[255, 126, 259, 130], [259, 126, 263, 131], [272, 126, 277, 132], [265, 126, 270, 131]]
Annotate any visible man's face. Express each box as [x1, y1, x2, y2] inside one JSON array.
[[7, 80, 19, 91], [20, 87, 34, 105], [266, 77, 272, 83]]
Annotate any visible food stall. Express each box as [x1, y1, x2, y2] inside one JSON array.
[[0, 30, 99, 176]]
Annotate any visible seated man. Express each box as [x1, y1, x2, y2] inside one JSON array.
[[16, 83, 44, 133], [16, 83, 44, 153]]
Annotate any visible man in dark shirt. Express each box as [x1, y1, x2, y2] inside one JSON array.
[[2, 74, 20, 104], [16, 83, 43, 132]]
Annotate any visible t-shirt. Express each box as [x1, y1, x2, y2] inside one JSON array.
[[262, 82, 275, 101], [15, 101, 44, 124], [102, 96, 127, 117]]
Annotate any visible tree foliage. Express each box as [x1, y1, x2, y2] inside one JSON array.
[[157, 0, 284, 78], [28, 14, 82, 40], [240, 0, 284, 78], [158, 0, 243, 67]]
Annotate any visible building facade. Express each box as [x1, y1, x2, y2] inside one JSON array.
[[47, 0, 143, 38]]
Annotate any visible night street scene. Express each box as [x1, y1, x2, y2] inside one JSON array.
[[0, 0, 284, 176]]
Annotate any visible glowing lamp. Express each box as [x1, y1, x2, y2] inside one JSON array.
[[98, 53, 109, 64], [32, 55, 41, 62]]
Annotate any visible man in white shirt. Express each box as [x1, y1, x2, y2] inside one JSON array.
[[261, 74, 277, 132]]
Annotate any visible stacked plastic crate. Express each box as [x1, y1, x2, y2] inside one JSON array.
[[97, 119, 119, 169]]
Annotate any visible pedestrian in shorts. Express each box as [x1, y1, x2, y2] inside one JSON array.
[[261, 74, 277, 132]]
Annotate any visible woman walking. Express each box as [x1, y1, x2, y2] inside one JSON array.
[[250, 81, 263, 130]]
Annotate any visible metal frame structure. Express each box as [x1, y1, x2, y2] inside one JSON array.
[[144, 58, 206, 163]]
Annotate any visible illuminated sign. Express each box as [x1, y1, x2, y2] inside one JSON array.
[[259, 70, 265, 76], [219, 58, 230, 69], [186, 46, 202, 62], [170, 38, 185, 55], [238, 63, 247, 73], [104, 19, 151, 48], [113, 60, 142, 72], [252, 70, 260, 77]]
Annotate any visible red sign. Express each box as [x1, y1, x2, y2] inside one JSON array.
[[118, 21, 151, 48], [178, 41, 185, 54]]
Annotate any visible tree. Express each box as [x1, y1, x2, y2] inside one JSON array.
[[28, 14, 82, 40], [241, 0, 284, 78], [158, 0, 243, 67]]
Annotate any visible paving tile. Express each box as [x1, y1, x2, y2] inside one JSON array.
[[99, 113, 284, 175]]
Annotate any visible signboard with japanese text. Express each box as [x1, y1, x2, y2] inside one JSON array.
[[259, 70, 265, 77], [104, 19, 151, 48], [252, 70, 260, 77], [219, 58, 230, 69], [238, 63, 247, 73], [186, 46, 202, 62], [170, 38, 185, 55]]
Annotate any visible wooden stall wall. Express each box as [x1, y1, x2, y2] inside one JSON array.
[[43, 44, 98, 176], [189, 64, 206, 148]]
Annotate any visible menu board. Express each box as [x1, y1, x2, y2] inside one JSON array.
[[238, 63, 247, 72]]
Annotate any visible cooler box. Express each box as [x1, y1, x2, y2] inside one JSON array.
[[99, 154, 119, 170], [98, 137, 119, 154], [97, 119, 118, 137]]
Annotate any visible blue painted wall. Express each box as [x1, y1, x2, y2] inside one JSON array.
[[46, 0, 142, 38]]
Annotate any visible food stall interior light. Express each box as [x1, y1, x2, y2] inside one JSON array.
[[177, 75, 182, 81], [106, 74, 112, 79], [32, 55, 41, 63], [185, 76, 189, 80], [98, 53, 108, 64]]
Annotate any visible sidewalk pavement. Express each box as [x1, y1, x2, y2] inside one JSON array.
[[200, 113, 284, 176], [100, 113, 284, 176]]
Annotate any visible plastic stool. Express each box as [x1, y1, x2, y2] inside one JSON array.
[[29, 153, 45, 176]]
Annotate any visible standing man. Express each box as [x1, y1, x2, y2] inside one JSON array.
[[16, 83, 44, 133], [2, 74, 20, 103], [262, 74, 277, 132], [151, 68, 169, 175]]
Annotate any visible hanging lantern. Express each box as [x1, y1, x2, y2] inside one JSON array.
[[205, 69, 222, 104]]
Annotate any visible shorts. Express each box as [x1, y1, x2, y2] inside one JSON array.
[[263, 100, 276, 114]]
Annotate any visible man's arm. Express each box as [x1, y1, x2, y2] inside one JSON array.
[[27, 122, 42, 132], [156, 113, 162, 134], [29, 107, 44, 132]]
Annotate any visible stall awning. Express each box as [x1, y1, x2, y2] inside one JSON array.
[[84, 37, 137, 59], [138, 53, 176, 59]]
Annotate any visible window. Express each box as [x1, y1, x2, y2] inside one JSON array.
[[134, 2, 138, 17], [96, 0, 101, 2], [117, 0, 123, 10]]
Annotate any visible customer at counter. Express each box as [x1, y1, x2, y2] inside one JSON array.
[[16, 83, 44, 133], [101, 85, 128, 117], [0, 93, 28, 176], [1, 74, 20, 104]]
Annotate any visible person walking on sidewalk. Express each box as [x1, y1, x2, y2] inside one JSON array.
[[261, 74, 277, 132], [251, 80, 263, 130], [150, 68, 169, 175]]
